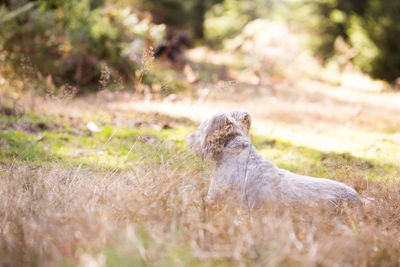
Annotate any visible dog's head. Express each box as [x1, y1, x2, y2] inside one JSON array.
[[187, 111, 251, 160]]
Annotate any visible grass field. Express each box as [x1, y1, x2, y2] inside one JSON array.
[[1, 85, 400, 266]]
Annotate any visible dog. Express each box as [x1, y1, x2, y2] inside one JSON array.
[[187, 111, 362, 208]]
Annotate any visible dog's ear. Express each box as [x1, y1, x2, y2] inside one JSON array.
[[207, 113, 233, 133], [224, 114, 235, 127], [202, 113, 236, 160], [239, 112, 251, 131], [230, 110, 251, 135]]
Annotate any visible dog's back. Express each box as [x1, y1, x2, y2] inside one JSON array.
[[276, 169, 362, 206], [212, 135, 361, 207]]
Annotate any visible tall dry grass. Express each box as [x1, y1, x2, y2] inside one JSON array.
[[1, 148, 400, 266]]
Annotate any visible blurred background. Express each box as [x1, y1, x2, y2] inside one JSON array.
[[1, 0, 400, 99]]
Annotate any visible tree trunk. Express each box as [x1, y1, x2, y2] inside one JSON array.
[[193, 0, 206, 38]]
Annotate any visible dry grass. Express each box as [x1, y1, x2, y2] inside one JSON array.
[[1, 76, 400, 267], [1, 149, 399, 266], [1, 90, 400, 266]]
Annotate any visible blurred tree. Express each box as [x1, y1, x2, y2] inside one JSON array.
[[193, 0, 206, 38], [0, 0, 9, 6], [0, 0, 165, 90], [204, 0, 275, 48], [309, 0, 400, 82], [134, 0, 223, 38]]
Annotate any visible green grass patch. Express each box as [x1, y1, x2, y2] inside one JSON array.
[[1, 110, 398, 182], [0, 130, 52, 164], [0, 112, 197, 171], [252, 135, 399, 182]]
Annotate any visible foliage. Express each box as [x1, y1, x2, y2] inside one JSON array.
[[0, 0, 165, 89], [132, 0, 193, 30], [133, 0, 223, 38], [204, 0, 274, 47], [306, 0, 400, 82]]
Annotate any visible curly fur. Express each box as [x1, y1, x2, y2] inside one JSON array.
[[187, 111, 362, 208]]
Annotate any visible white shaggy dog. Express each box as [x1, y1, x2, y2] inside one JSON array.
[[187, 111, 361, 208]]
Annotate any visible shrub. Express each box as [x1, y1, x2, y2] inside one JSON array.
[[0, 0, 165, 90], [308, 0, 400, 82], [133, 0, 223, 38], [204, 0, 272, 48]]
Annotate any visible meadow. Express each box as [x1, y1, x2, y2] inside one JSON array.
[[1, 79, 400, 266]]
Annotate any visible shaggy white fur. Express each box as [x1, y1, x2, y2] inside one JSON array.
[[187, 111, 361, 208]]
